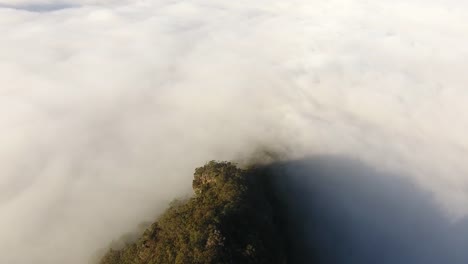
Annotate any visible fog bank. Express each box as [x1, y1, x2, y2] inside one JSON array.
[[0, 0, 467, 263]]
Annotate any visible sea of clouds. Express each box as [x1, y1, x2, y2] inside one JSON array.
[[0, 0, 467, 263]]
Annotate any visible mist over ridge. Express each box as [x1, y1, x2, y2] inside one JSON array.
[[1, 0, 468, 263], [98, 157, 468, 264]]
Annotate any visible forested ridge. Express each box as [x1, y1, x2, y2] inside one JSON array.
[[99, 161, 292, 264]]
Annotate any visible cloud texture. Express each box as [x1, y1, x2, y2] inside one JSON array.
[[0, 0, 467, 263]]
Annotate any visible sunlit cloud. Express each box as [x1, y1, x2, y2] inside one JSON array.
[[0, 0, 467, 263]]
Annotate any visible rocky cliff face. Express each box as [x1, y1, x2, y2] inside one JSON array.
[[99, 161, 287, 264]]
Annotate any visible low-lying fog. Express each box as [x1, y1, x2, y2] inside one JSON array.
[[0, 0, 467, 263]]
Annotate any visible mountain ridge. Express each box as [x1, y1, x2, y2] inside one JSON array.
[[99, 161, 289, 264]]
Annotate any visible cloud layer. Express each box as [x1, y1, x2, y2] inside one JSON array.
[[0, 0, 467, 263]]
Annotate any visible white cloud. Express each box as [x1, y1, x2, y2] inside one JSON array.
[[0, 0, 467, 263]]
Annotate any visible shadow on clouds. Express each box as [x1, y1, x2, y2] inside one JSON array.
[[265, 156, 468, 264]]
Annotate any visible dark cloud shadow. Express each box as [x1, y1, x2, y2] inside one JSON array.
[[262, 156, 468, 264]]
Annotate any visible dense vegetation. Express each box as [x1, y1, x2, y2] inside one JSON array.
[[99, 161, 288, 264]]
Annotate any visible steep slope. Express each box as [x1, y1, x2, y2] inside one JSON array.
[[99, 161, 287, 264]]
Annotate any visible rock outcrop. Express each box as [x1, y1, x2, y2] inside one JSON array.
[[99, 161, 287, 264]]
